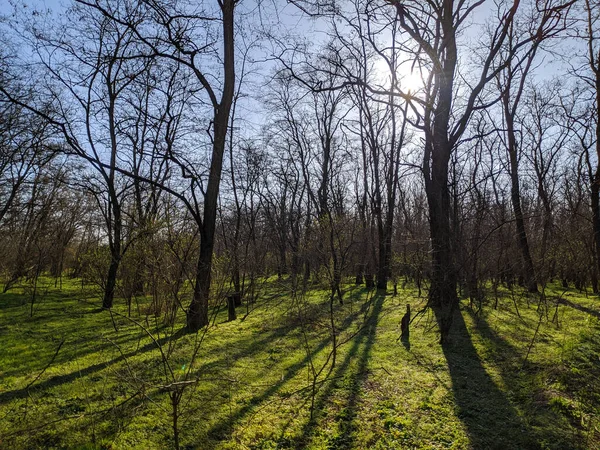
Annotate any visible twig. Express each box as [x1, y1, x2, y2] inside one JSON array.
[[409, 305, 427, 326], [521, 313, 543, 370], [23, 338, 65, 391], [377, 366, 392, 376]]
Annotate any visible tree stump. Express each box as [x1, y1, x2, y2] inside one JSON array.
[[401, 304, 411, 340], [227, 295, 237, 321]]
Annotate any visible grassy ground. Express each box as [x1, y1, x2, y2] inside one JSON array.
[[0, 276, 599, 449]]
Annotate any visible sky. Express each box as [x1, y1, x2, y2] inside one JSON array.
[[0, 0, 581, 139]]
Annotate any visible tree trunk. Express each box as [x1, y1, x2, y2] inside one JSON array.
[[593, 179, 600, 283], [424, 20, 459, 342], [186, 0, 236, 332], [419, 2, 461, 344], [227, 295, 237, 321], [102, 253, 120, 309], [278, 242, 287, 277], [103, 202, 122, 309], [377, 210, 395, 291], [188, 242, 211, 330], [355, 263, 364, 285], [376, 228, 388, 291], [426, 165, 458, 343], [593, 72, 600, 284], [232, 268, 241, 303], [504, 95, 537, 294]]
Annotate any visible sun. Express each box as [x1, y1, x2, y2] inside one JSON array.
[[398, 69, 424, 94], [373, 57, 425, 94]]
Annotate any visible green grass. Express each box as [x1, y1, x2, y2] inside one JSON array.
[[0, 276, 599, 449]]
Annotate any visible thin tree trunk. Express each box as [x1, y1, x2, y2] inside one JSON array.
[[376, 221, 388, 291], [504, 96, 537, 293], [102, 201, 121, 309]]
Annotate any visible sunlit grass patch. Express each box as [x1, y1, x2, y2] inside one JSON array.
[[1, 277, 599, 448]]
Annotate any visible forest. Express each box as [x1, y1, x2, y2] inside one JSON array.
[[1, 0, 600, 448]]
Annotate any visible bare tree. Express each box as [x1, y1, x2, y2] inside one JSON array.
[[493, 1, 574, 293], [571, 0, 600, 282], [72, 0, 240, 330], [383, 0, 574, 341]]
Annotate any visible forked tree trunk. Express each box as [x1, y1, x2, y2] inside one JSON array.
[[423, 2, 460, 344]]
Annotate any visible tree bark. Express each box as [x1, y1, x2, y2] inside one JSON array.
[[425, 136, 458, 343], [423, 1, 459, 343], [592, 69, 600, 282], [503, 92, 538, 293], [103, 251, 120, 309], [186, 0, 236, 332]]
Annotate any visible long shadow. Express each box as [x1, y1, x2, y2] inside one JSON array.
[[5, 381, 162, 449], [0, 292, 30, 309], [204, 295, 377, 443], [1, 296, 339, 407], [200, 293, 372, 376], [3, 291, 375, 444], [293, 293, 384, 449], [0, 331, 145, 379], [437, 307, 536, 449], [464, 308, 523, 366], [5, 295, 370, 444], [558, 298, 600, 320], [467, 308, 596, 449], [1, 297, 320, 405], [1, 299, 160, 374], [330, 292, 384, 449], [0, 328, 187, 404]]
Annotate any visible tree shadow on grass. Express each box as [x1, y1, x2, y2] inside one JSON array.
[[438, 307, 537, 450], [330, 292, 384, 449], [292, 293, 384, 449], [0, 327, 188, 405], [465, 308, 592, 449], [0, 292, 31, 309], [558, 298, 600, 320], [203, 296, 377, 444], [1, 295, 164, 376], [3, 289, 379, 448], [1, 295, 325, 406], [464, 308, 523, 367], [4, 381, 160, 449], [0, 331, 144, 379], [1, 296, 350, 408]]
